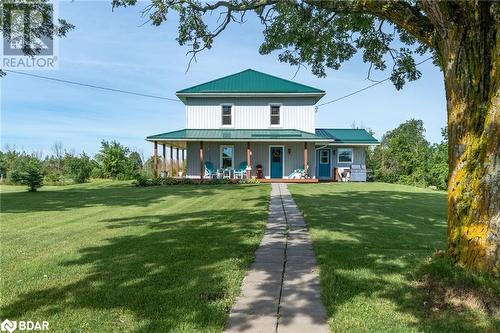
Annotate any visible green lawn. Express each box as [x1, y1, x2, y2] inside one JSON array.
[[0, 181, 270, 332], [288, 182, 498, 333]]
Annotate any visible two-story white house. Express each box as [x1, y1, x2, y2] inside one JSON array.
[[146, 69, 379, 182]]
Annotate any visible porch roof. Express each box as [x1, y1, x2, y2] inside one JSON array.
[[147, 129, 329, 142], [316, 128, 379, 144]]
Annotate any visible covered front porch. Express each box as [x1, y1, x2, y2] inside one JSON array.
[[146, 129, 330, 181]]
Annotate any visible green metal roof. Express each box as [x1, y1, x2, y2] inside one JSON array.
[[316, 128, 379, 144], [176, 69, 325, 94], [147, 129, 328, 141]]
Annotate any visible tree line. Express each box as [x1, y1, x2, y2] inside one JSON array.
[[367, 119, 448, 191], [0, 140, 164, 191]]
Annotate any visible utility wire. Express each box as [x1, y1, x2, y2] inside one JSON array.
[[4, 56, 432, 105], [3, 69, 181, 102], [316, 56, 433, 107]]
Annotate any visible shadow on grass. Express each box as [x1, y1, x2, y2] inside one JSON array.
[[289, 185, 498, 333], [1, 207, 268, 332], [1, 183, 261, 214]]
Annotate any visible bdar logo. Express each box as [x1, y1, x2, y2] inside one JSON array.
[[0, 319, 17, 333]]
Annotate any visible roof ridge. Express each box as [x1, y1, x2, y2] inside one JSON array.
[[176, 69, 324, 94], [176, 69, 252, 94], [243, 69, 325, 92], [316, 128, 369, 130]]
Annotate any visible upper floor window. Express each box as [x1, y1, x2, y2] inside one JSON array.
[[337, 148, 353, 163], [270, 105, 281, 126], [222, 105, 232, 126]]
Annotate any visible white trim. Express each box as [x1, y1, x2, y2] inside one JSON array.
[[337, 147, 353, 164], [328, 142, 379, 146], [268, 103, 283, 128], [268, 145, 285, 179], [177, 92, 325, 98], [319, 149, 330, 165], [147, 138, 331, 143], [220, 145, 235, 169], [220, 104, 234, 128]]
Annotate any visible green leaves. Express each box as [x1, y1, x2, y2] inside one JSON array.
[[113, 0, 436, 89], [367, 120, 448, 189], [10, 155, 44, 192]]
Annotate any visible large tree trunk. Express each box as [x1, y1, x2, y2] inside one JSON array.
[[438, 3, 499, 274]]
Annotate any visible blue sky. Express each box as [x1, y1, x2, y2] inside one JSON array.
[[1, 1, 446, 157]]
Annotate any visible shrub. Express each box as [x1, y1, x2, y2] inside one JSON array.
[[64, 153, 93, 183], [44, 169, 64, 185], [133, 177, 250, 187], [10, 156, 44, 192], [244, 178, 260, 184]]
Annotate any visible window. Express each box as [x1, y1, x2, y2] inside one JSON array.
[[320, 150, 329, 164], [220, 145, 234, 169], [222, 105, 232, 126], [337, 148, 353, 163], [270, 105, 281, 125]]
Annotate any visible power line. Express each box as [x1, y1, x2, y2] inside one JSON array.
[[4, 56, 433, 104], [3, 69, 181, 102], [316, 56, 433, 107]]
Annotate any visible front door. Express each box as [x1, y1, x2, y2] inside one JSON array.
[[317, 149, 331, 179], [270, 147, 283, 178]]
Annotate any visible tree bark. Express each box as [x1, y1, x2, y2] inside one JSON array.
[[438, 3, 499, 274]]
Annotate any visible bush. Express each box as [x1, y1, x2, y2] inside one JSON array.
[[44, 169, 64, 185], [244, 178, 260, 184], [64, 153, 93, 183], [95, 141, 141, 180], [133, 176, 251, 187], [10, 156, 44, 192]]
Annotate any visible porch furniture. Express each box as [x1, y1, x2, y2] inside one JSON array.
[[204, 161, 217, 179], [288, 169, 303, 179], [256, 164, 263, 179], [234, 162, 247, 179], [340, 168, 351, 182], [350, 165, 367, 182], [216, 168, 224, 179], [223, 168, 234, 179]]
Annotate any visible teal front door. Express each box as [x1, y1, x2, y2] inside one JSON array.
[[270, 147, 283, 178], [317, 149, 331, 179]]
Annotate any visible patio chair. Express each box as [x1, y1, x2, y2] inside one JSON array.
[[288, 168, 305, 179], [204, 161, 217, 179], [234, 162, 247, 179]]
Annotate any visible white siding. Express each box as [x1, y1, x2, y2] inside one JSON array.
[[186, 141, 317, 179], [185, 97, 316, 133]]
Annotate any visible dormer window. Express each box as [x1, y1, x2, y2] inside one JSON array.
[[270, 105, 281, 126], [221, 105, 232, 126]]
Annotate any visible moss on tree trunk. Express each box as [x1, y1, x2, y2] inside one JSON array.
[[439, 3, 499, 274]]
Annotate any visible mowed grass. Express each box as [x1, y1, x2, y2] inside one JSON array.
[[0, 181, 270, 332], [288, 182, 498, 333]]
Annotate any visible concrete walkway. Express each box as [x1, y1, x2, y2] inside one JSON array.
[[224, 183, 328, 333]]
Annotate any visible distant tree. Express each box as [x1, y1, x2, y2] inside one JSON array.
[[143, 156, 163, 178], [427, 128, 448, 191], [370, 119, 430, 187], [0, 152, 6, 182], [95, 141, 131, 179], [128, 151, 143, 173], [64, 153, 93, 183], [10, 155, 44, 192]]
